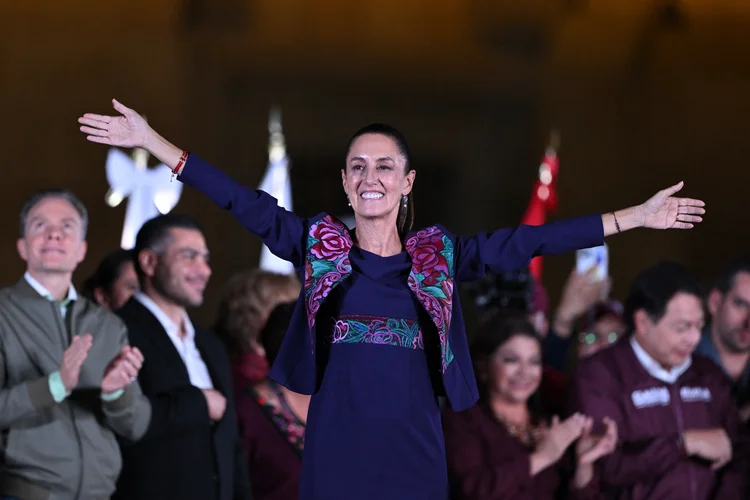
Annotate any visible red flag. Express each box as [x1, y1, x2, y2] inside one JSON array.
[[521, 132, 560, 281]]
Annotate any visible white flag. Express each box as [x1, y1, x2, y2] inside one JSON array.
[[105, 148, 183, 250], [258, 108, 295, 275]]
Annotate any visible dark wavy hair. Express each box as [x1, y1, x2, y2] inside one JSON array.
[[81, 248, 134, 302], [624, 260, 705, 332]]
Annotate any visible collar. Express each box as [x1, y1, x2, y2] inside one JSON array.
[[24, 271, 78, 303], [630, 336, 691, 384], [133, 291, 195, 342]]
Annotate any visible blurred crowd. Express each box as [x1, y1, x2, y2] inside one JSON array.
[[1, 186, 747, 499]]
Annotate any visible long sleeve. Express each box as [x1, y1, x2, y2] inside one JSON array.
[[102, 323, 152, 441], [0, 343, 59, 427], [443, 408, 537, 499], [544, 327, 574, 372], [179, 154, 307, 268], [571, 359, 685, 488], [454, 214, 604, 282]]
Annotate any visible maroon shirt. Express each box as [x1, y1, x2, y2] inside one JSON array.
[[571, 339, 745, 500], [234, 372, 302, 500], [442, 404, 600, 499]]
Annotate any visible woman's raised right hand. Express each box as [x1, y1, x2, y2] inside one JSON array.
[[78, 99, 150, 149]]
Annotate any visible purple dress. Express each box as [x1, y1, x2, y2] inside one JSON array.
[[177, 153, 606, 500], [302, 247, 448, 498]]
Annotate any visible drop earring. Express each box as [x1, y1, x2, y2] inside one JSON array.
[[402, 195, 408, 208], [347, 195, 351, 207]]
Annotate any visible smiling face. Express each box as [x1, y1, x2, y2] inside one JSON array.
[[341, 133, 415, 226], [17, 196, 87, 277], [138, 227, 212, 308], [487, 334, 543, 405]]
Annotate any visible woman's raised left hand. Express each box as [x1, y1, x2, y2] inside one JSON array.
[[639, 181, 705, 230]]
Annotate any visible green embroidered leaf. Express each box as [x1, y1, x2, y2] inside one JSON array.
[[311, 259, 335, 277], [307, 235, 319, 248], [422, 285, 448, 300], [441, 236, 455, 277]]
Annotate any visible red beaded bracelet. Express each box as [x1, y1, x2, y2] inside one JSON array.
[[170, 151, 189, 181]]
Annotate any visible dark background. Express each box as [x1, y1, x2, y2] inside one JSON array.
[[2, 1, 748, 325]]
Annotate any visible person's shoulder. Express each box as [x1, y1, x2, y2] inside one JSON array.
[[576, 339, 629, 381], [77, 296, 126, 326], [407, 223, 453, 236], [442, 401, 486, 426], [114, 296, 146, 323], [0, 285, 16, 304], [690, 352, 731, 383]]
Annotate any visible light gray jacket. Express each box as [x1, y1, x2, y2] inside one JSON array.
[[0, 279, 151, 500]]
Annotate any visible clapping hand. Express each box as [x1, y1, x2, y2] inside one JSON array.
[[60, 334, 94, 392], [576, 417, 618, 465], [102, 346, 144, 394], [536, 413, 590, 466]]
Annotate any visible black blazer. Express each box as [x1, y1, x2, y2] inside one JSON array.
[[113, 297, 252, 500]]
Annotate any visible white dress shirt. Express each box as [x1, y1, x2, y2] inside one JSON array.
[[24, 271, 78, 318], [134, 291, 214, 390], [630, 336, 692, 384]]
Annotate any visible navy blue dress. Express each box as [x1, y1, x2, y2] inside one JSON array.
[[302, 247, 448, 499], [177, 153, 606, 500]]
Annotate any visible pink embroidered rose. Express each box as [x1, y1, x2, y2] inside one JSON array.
[[307, 272, 339, 330], [410, 237, 449, 286], [312, 273, 341, 304], [406, 226, 438, 251], [310, 220, 350, 260], [416, 226, 441, 239], [411, 285, 445, 330]]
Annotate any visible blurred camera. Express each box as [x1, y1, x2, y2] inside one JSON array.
[[468, 266, 534, 313]]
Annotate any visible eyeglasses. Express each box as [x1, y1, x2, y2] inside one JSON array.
[[579, 331, 619, 345]]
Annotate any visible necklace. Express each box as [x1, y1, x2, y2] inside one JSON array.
[[492, 410, 545, 447]]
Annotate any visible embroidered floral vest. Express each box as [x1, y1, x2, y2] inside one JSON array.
[[304, 215, 455, 372]]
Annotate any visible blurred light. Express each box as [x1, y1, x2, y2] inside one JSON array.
[[154, 190, 180, 215], [539, 164, 552, 184], [105, 188, 124, 207]]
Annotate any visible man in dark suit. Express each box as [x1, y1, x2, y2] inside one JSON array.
[[113, 213, 252, 500]]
